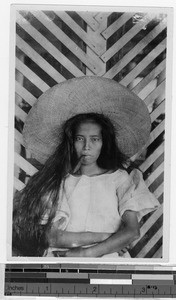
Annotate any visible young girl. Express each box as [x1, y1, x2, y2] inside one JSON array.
[[13, 76, 160, 258]]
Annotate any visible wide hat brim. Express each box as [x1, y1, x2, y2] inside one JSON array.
[[23, 76, 151, 164]]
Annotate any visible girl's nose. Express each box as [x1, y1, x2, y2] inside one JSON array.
[[84, 139, 90, 150]]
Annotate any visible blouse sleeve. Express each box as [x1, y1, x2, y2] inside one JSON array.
[[117, 169, 160, 222], [40, 181, 71, 230]]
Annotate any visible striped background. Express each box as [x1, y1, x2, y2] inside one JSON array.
[[14, 10, 166, 258]]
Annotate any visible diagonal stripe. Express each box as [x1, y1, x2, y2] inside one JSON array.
[[85, 19, 107, 57], [14, 176, 25, 191], [132, 204, 163, 247], [153, 183, 163, 200], [144, 80, 165, 106], [54, 11, 104, 56], [131, 120, 164, 162], [120, 40, 166, 86], [16, 12, 84, 77], [15, 129, 24, 146], [15, 104, 27, 123], [140, 142, 164, 173], [102, 12, 134, 39], [15, 152, 37, 176], [16, 57, 49, 92], [76, 12, 100, 31], [149, 120, 165, 144], [16, 35, 65, 83], [85, 43, 106, 76], [152, 245, 162, 258], [104, 21, 166, 78], [31, 11, 102, 74], [132, 60, 166, 94], [15, 81, 36, 107], [151, 100, 165, 123], [101, 16, 150, 62], [136, 226, 163, 258], [145, 162, 164, 188]]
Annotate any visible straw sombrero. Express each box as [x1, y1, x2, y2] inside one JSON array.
[[23, 76, 151, 164]]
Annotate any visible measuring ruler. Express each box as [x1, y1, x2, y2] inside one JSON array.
[[4, 264, 176, 297]]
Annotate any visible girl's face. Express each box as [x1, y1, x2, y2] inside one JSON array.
[[74, 121, 103, 166]]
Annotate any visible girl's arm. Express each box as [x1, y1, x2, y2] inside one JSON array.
[[62, 210, 140, 257], [48, 226, 112, 248]]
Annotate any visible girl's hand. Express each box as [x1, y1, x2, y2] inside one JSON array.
[[118, 246, 130, 256]]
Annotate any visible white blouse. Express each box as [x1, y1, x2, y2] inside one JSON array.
[[42, 168, 160, 258]]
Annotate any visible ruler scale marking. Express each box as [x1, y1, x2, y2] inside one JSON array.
[[4, 264, 176, 297]]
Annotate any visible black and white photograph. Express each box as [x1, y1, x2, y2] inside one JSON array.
[[8, 4, 173, 261]]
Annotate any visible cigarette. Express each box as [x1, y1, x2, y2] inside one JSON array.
[[72, 156, 83, 174]]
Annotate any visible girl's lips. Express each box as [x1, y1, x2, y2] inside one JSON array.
[[81, 155, 92, 161]]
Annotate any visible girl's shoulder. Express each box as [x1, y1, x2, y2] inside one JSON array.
[[110, 168, 143, 188], [107, 168, 129, 179], [91, 168, 132, 186]]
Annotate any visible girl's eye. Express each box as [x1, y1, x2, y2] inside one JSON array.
[[91, 137, 100, 142], [75, 136, 84, 142]]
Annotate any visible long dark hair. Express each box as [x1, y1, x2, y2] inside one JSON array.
[[13, 113, 130, 256]]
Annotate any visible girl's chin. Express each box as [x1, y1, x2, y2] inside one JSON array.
[[79, 157, 94, 165]]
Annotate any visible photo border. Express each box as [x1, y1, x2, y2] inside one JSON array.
[[6, 3, 173, 263]]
